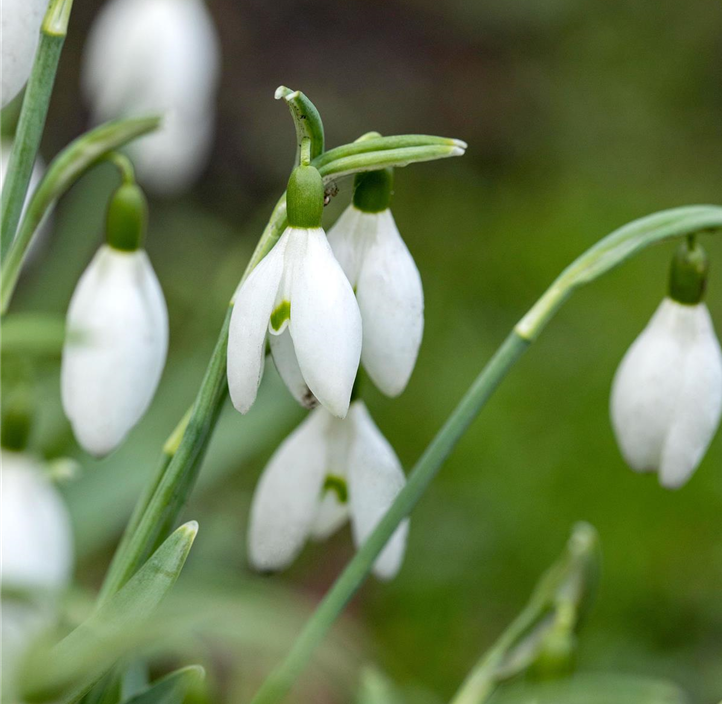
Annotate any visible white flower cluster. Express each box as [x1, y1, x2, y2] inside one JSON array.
[[228, 166, 422, 577]]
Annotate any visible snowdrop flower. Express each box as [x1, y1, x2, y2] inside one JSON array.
[[228, 160, 362, 418], [62, 183, 168, 456], [328, 169, 423, 396], [1, 0, 48, 108], [248, 400, 409, 580], [1, 449, 74, 688], [81, 0, 221, 195], [611, 242, 722, 488]]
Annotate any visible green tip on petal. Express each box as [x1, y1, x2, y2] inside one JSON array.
[[286, 164, 324, 228], [106, 182, 148, 252], [669, 240, 709, 305], [353, 168, 394, 213]]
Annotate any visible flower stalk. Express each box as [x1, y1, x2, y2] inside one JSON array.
[[0, 0, 74, 259]]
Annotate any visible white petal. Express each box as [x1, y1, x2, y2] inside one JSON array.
[[1, 451, 74, 590], [327, 205, 367, 286], [659, 304, 722, 488], [61, 246, 168, 456], [81, 0, 220, 194], [289, 228, 362, 418], [247, 408, 329, 572], [227, 234, 288, 415], [356, 210, 424, 396], [1, 0, 47, 108], [347, 402, 409, 580], [269, 328, 318, 409]]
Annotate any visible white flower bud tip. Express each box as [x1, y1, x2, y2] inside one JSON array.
[[61, 245, 169, 457], [610, 298, 722, 488]]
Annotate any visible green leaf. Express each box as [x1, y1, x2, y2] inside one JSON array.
[[121, 666, 204, 704], [18, 521, 198, 703], [488, 674, 689, 704], [275, 86, 325, 163]]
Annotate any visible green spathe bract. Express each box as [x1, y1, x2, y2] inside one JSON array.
[[353, 168, 394, 213], [286, 164, 324, 229], [668, 239, 709, 305], [106, 183, 148, 252]]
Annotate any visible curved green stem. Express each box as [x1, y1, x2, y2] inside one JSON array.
[[248, 205, 722, 704], [275, 86, 325, 163], [0, 0, 74, 258], [0, 116, 161, 313]]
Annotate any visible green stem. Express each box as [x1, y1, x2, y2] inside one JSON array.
[[248, 205, 722, 704], [0, 0, 74, 258], [1, 116, 161, 313], [275, 86, 325, 163]]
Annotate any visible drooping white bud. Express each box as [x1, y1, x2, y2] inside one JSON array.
[[610, 298, 722, 488], [81, 0, 221, 195], [1, 0, 48, 108], [61, 245, 168, 456]]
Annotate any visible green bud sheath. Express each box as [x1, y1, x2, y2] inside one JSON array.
[[353, 168, 393, 213], [669, 240, 709, 305], [106, 182, 148, 251], [287, 164, 324, 228]]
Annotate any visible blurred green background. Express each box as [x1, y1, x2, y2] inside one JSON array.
[[7, 0, 722, 701]]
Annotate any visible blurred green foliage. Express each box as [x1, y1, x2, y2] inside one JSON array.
[[6, 0, 722, 701]]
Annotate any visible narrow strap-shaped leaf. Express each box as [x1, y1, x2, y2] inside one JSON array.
[[121, 666, 204, 704], [18, 522, 197, 703]]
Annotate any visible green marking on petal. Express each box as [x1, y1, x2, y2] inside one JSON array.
[[322, 475, 348, 504], [270, 300, 291, 332]]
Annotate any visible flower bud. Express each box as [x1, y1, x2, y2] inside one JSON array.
[[610, 296, 722, 488], [61, 233, 168, 456]]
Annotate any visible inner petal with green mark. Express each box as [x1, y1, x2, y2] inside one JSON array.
[[322, 474, 348, 504], [270, 300, 291, 334]]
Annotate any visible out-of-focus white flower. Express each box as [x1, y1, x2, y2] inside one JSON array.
[[611, 298, 722, 488], [1, 139, 50, 259], [1, 450, 74, 690], [1, 450, 74, 589], [81, 0, 221, 195], [1, 0, 48, 108], [228, 163, 362, 418], [61, 244, 168, 456], [328, 192, 423, 397], [248, 401, 409, 580]]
